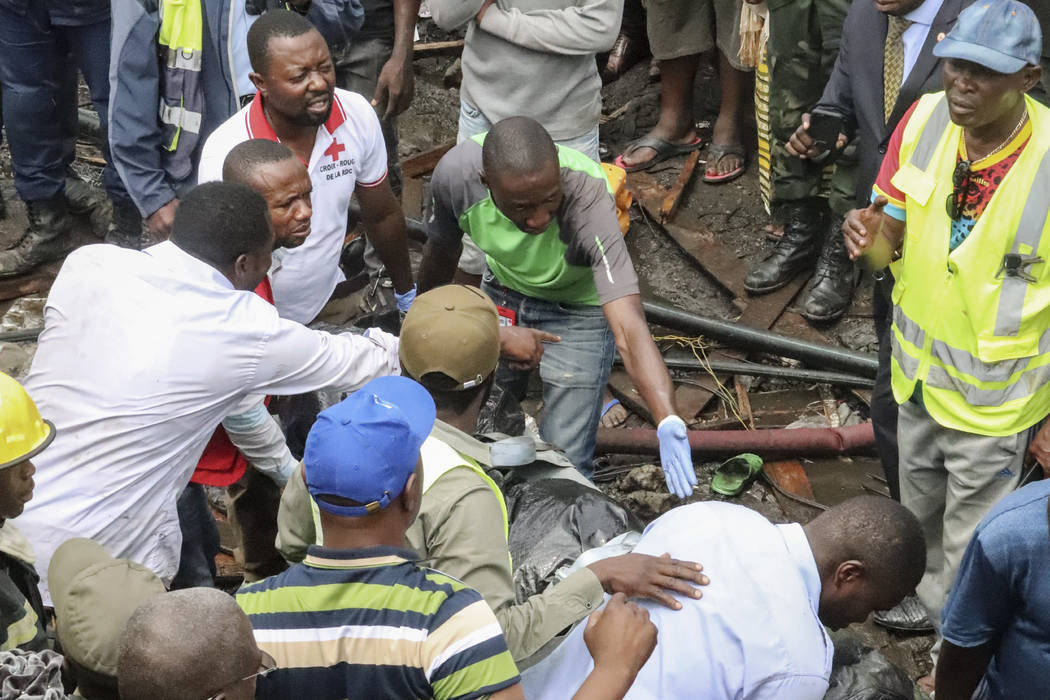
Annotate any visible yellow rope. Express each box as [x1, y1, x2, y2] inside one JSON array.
[[653, 334, 750, 429]]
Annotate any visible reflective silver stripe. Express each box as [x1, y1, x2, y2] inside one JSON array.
[[892, 335, 921, 379], [924, 361, 1050, 407], [159, 103, 202, 134], [166, 47, 202, 72], [893, 304, 925, 348], [993, 146, 1050, 336], [909, 96, 951, 171], [929, 337, 1023, 383]]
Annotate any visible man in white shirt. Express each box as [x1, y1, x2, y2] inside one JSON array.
[[522, 496, 926, 700], [13, 181, 400, 605], [198, 10, 416, 325]]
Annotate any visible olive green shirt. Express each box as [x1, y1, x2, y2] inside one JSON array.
[[276, 421, 605, 663]]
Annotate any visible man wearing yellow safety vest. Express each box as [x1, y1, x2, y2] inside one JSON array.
[[276, 285, 709, 664], [843, 0, 1046, 650], [109, 0, 362, 241], [0, 373, 55, 653]]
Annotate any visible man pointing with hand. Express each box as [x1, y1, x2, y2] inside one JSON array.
[[419, 117, 697, 497], [841, 0, 1048, 658]]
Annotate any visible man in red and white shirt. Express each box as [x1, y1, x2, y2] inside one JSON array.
[[197, 9, 416, 325]]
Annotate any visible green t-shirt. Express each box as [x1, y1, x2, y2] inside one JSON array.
[[428, 135, 639, 306]]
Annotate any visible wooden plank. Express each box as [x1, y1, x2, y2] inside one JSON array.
[[733, 377, 755, 430], [660, 151, 700, 222], [0, 262, 59, 302], [607, 369, 716, 423], [763, 459, 816, 500], [412, 40, 465, 59], [661, 221, 747, 304], [401, 141, 455, 179], [401, 176, 425, 221]]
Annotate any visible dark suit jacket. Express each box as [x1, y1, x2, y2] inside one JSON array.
[[816, 0, 970, 208]]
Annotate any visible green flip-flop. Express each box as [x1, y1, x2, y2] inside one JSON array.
[[711, 453, 764, 496]]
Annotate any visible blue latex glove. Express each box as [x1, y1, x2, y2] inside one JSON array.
[[657, 415, 697, 498], [394, 284, 417, 313]]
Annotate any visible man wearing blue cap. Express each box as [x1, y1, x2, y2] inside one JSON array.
[[841, 0, 1047, 673], [236, 375, 524, 699]]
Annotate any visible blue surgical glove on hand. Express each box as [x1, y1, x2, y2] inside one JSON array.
[[657, 415, 697, 498], [394, 284, 417, 313]]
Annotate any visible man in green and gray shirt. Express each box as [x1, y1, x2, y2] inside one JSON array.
[[419, 117, 697, 497]]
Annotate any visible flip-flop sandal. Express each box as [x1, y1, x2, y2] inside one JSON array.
[[703, 143, 748, 184], [711, 453, 764, 496], [599, 398, 628, 428], [614, 135, 705, 173]]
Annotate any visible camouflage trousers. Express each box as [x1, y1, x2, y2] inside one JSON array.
[[766, 0, 851, 211]]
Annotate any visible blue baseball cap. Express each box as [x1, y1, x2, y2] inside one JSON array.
[[304, 375, 436, 518], [933, 0, 1042, 74]]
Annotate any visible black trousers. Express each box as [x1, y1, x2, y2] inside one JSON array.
[[871, 274, 900, 501]]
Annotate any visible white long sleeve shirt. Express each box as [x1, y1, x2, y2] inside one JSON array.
[[522, 503, 833, 700], [14, 242, 399, 604]]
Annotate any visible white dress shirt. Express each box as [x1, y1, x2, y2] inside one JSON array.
[[197, 89, 389, 323], [900, 0, 945, 84], [522, 503, 833, 700], [15, 242, 399, 604]]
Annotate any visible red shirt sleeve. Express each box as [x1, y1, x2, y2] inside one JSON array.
[[872, 100, 920, 221]]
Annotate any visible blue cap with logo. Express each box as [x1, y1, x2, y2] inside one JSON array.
[[933, 0, 1042, 74], [304, 375, 436, 518]]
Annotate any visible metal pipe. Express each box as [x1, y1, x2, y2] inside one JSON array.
[[642, 299, 879, 378], [0, 328, 43, 343], [615, 353, 874, 388], [594, 422, 875, 458]]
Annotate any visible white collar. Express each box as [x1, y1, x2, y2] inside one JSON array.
[[904, 0, 944, 27], [775, 523, 822, 617]]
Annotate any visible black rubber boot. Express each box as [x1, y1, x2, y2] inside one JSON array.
[[0, 195, 76, 278], [65, 176, 111, 238], [744, 199, 830, 295], [105, 201, 146, 250], [799, 215, 858, 323]]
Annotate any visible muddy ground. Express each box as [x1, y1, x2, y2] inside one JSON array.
[[0, 45, 931, 692]]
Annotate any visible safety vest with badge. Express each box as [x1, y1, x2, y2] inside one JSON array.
[[309, 436, 511, 566], [889, 91, 1050, 436]]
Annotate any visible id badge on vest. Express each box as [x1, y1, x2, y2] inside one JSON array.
[[496, 306, 517, 327]]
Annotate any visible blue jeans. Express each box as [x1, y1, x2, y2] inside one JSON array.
[[481, 271, 615, 476], [0, 5, 126, 203]]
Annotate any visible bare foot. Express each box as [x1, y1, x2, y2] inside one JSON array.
[[600, 390, 629, 428], [916, 674, 935, 696]]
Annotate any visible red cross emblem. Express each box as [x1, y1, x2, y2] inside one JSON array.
[[324, 139, 346, 163]]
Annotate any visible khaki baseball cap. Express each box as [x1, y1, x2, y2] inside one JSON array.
[[48, 538, 166, 678], [400, 285, 500, 390]]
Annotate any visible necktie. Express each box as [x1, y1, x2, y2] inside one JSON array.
[[883, 16, 913, 122]]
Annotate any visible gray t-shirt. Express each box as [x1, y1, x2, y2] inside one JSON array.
[[428, 137, 639, 306]]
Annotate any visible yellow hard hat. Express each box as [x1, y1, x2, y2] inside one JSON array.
[[0, 372, 55, 470]]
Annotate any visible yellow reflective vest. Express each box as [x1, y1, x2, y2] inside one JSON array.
[[890, 92, 1050, 436]]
